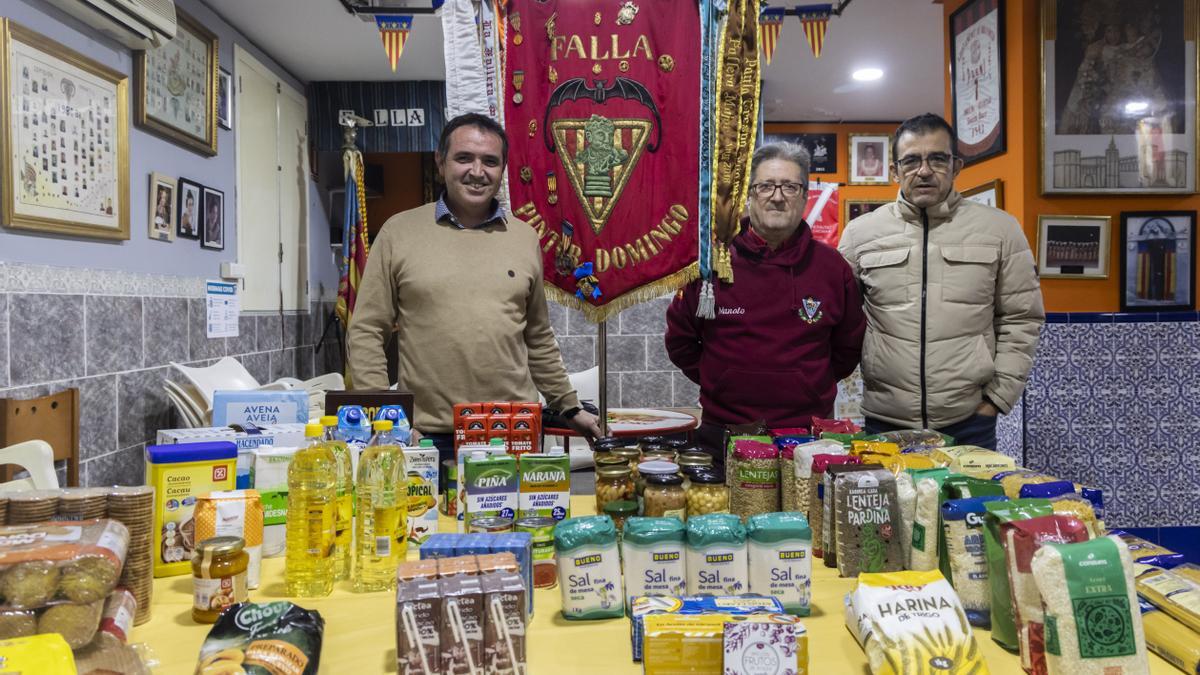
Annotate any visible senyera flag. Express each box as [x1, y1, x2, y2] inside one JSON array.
[[503, 0, 700, 322]]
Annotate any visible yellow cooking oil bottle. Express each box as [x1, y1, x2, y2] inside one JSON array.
[[285, 423, 337, 596], [320, 415, 354, 581], [353, 419, 408, 592]]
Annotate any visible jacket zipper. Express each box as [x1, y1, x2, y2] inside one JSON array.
[[920, 209, 929, 428]]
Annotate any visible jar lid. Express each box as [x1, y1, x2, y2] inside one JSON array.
[[663, 438, 693, 451], [197, 536, 244, 555], [677, 452, 713, 467], [638, 436, 667, 447], [642, 451, 677, 464], [611, 448, 641, 460], [603, 500, 639, 516], [640, 442, 670, 454], [646, 473, 683, 486], [637, 460, 680, 475], [595, 454, 628, 467], [593, 436, 624, 451], [596, 464, 632, 478], [689, 469, 725, 485]]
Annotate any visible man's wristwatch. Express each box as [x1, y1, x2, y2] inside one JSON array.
[[562, 406, 583, 420]]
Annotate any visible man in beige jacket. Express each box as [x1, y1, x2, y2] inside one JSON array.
[[838, 113, 1044, 449], [347, 113, 601, 463]]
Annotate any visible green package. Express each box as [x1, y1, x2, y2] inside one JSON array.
[[907, 468, 953, 562], [1043, 537, 1136, 659], [983, 498, 1052, 651]]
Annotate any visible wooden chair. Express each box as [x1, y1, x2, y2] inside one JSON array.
[[0, 388, 80, 486]]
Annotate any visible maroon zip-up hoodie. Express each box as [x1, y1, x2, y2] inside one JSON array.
[[665, 219, 866, 429]]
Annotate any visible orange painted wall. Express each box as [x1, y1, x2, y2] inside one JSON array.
[[762, 121, 902, 233], [943, 0, 1200, 312]]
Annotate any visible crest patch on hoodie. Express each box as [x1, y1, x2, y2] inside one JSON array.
[[798, 296, 823, 324]]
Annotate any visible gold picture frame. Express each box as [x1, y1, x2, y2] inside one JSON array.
[[0, 19, 130, 240], [847, 133, 892, 185], [135, 8, 218, 156], [1036, 214, 1111, 279], [1040, 0, 1198, 195], [961, 178, 1005, 210], [842, 199, 890, 229]]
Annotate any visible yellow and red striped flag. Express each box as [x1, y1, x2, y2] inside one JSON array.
[[797, 4, 831, 59], [336, 150, 370, 386], [760, 8, 785, 65], [376, 15, 413, 71]]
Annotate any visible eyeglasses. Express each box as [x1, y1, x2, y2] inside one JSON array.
[[895, 153, 956, 174], [750, 181, 804, 199]]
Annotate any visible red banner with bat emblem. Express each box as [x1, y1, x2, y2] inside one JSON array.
[[504, 0, 700, 322]]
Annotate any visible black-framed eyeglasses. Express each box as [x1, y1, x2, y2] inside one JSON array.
[[895, 153, 956, 174], [750, 181, 804, 199]]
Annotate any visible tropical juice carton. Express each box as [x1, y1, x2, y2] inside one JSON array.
[[462, 452, 518, 532], [146, 441, 238, 577], [403, 444, 440, 548], [518, 450, 571, 521]]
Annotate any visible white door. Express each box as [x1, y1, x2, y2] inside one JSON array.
[[235, 45, 283, 312], [278, 83, 309, 311]]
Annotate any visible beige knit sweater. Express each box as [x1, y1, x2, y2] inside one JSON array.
[[347, 202, 580, 432]]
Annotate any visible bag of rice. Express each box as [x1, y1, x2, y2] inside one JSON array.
[[946, 448, 1016, 479], [729, 439, 779, 523], [554, 516, 624, 620], [621, 517, 687, 613], [1031, 535, 1149, 674], [1109, 531, 1185, 570], [835, 468, 903, 577], [793, 440, 845, 523], [941, 495, 1008, 628], [685, 514, 747, 596], [779, 445, 800, 512], [846, 569, 989, 675], [894, 472, 916, 571], [823, 463, 881, 569], [746, 512, 812, 615], [909, 468, 953, 571], [983, 498, 1052, 651], [940, 476, 1005, 581], [809, 455, 861, 558], [1136, 564, 1200, 634], [1137, 597, 1200, 675], [868, 430, 953, 453], [1005, 515, 1091, 674]]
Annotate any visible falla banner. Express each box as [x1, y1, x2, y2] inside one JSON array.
[[503, 0, 700, 322]]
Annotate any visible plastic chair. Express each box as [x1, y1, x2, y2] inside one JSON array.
[[164, 385, 203, 429], [0, 440, 60, 492], [171, 357, 261, 407], [302, 372, 345, 393]]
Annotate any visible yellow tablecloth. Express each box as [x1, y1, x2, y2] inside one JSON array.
[[133, 498, 1178, 674]]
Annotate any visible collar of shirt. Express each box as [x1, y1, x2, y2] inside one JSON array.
[[435, 193, 506, 229]]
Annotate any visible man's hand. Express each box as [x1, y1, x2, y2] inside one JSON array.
[[409, 428, 424, 445], [975, 400, 999, 417], [566, 410, 603, 441]]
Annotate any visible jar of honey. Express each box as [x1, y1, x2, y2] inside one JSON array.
[[191, 536, 249, 623]]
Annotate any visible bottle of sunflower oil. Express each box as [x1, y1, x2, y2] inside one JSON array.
[[285, 422, 337, 596], [353, 419, 408, 592], [320, 415, 353, 581]]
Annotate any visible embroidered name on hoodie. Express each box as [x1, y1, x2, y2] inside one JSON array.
[[717, 306, 746, 316]]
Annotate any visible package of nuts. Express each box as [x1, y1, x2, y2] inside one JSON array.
[[729, 439, 779, 523]]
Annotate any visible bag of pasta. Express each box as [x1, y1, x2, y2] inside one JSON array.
[[195, 602, 324, 675]]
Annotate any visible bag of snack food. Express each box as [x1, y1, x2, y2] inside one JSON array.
[[941, 495, 1008, 628], [1004, 514, 1091, 674], [811, 418, 859, 435], [984, 498, 1052, 651], [195, 601, 325, 675], [0, 519, 129, 610], [867, 430, 953, 454], [846, 569, 988, 675], [1031, 536, 1149, 674]]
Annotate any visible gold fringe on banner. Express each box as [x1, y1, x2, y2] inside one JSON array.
[[545, 263, 701, 324]]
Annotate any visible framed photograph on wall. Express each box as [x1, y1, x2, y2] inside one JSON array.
[[135, 8, 218, 156], [177, 178, 202, 239], [950, 0, 1006, 165], [1041, 1, 1197, 194], [848, 133, 890, 185], [1120, 210, 1196, 312], [962, 178, 1005, 209], [148, 172, 176, 241], [201, 185, 224, 250], [217, 67, 231, 130], [1036, 215, 1111, 278], [843, 199, 890, 227], [0, 19, 129, 240], [764, 132, 838, 173]]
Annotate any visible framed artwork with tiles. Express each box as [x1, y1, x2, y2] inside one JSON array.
[[1036, 215, 1110, 278], [134, 8, 218, 156], [1119, 210, 1196, 312], [0, 19, 129, 239]]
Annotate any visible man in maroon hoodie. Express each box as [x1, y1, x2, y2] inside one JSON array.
[[666, 142, 866, 468]]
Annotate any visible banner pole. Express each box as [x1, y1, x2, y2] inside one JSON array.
[[598, 319, 609, 436]]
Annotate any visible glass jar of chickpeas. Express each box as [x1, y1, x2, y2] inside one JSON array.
[[677, 452, 714, 490], [635, 461, 680, 515], [611, 447, 641, 471], [595, 464, 634, 515], [686, 469, 729, 517], [643, 473, 687, 520]]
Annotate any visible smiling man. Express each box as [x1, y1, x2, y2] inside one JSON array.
[[348, 113, 601, 463], [665, 142, 866, 470], [839, 113, 1044, 449]]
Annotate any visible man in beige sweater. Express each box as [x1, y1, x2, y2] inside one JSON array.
[[348, 113, 601, 462]]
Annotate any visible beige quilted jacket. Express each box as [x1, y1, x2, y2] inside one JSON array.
[[838, 190, 1045, 429]]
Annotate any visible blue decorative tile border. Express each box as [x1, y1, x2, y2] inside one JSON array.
[[1047, 311, 1199, 323]]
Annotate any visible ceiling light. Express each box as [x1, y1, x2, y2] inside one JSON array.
[[1124, 100, 1149, 115], [852, 68, 883, 82]]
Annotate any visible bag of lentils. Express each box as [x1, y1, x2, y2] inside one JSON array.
[[729, 439, 779, 523]]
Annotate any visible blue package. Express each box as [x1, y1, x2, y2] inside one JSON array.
[[1079, 486, 1105, 519], [212, 390, 309, 427], [1110, 530, 1186, 568], [941, 495, 1008, 629], [1018, 480, 1077, 500], [457, 533, 492, 557], [628, 595, 785, 661], [337, 405, 371, 444], [492, 532, 534, 616], [418, 534, 462, 560], [374, 405, 412, 444]]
